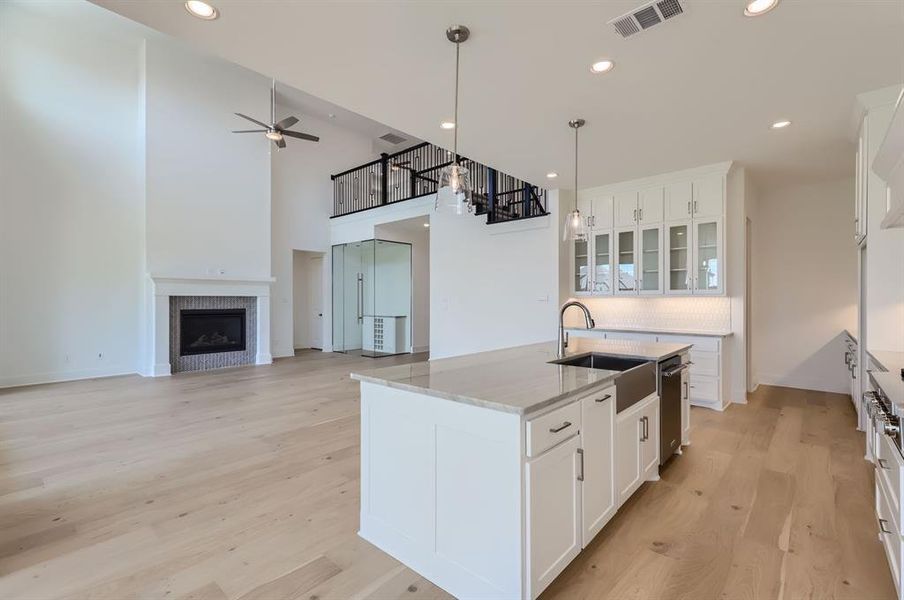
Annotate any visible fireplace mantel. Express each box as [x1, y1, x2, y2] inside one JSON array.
[[145, 274, 273, 377]]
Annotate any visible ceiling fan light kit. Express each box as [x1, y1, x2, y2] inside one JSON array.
[[436, 25, 474, 215], [232, 80, 320, 150]]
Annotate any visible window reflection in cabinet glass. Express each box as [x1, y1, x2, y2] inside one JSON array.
[[696, 221, 719, 291], [617, 230, 635, 292], [641, 228, 659, 292], [574, 239, 590, 292], [594, 233, 611, 293], [668, 224, 689, 291]]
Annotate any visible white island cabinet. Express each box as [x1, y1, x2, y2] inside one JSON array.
[[354, 339, 687, 600]]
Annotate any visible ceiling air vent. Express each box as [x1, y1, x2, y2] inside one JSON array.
[[379, 132, 407, 145], [608, 0, 685, 38]]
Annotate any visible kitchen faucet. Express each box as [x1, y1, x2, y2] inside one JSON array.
[[558, 301, 595, 359]]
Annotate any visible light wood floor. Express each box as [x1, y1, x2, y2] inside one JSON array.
[[0, 352, 893, 600]]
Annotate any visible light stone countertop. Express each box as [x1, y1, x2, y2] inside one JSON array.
[[567, 326, 733, 337], [351, 338, 691, 416]]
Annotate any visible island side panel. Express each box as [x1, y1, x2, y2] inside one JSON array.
[[358, 381, 523, 599]]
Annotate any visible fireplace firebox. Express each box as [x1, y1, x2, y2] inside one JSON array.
[[179, 309, 246, 356]]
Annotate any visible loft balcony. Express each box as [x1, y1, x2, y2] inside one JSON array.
[[330, 141, 548, 224]]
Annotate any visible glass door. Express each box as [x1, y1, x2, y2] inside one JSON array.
[[573, 238, 591, 294], [592, 232, 612, 294], [615, 228, 636, 294], [639, 226, 661, 294], [666, 222, 691, 294], [332, 240, 374, 353], [693, 219, 722, 294]]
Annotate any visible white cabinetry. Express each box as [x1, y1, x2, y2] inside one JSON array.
[[874, 89, 904, 230], [526, 434, 582, 596], [572, 165, 728, 297], [580, 388, 616, 546], [615, 393, 659, 507]]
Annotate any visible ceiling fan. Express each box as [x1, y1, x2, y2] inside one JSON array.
[[232, 80, 320, 150]]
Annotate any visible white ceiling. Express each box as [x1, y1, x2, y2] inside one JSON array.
[[93, 0, 903, 191]]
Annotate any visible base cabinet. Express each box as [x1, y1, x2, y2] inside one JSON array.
[[580, 388, 617, 546], [615, 394, 659, 507], [525, 435, 582, 597]]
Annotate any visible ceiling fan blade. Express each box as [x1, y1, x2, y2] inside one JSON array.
[[235, 112, 270, 129], [281, 130, 320, 142], [275, 137, 287, 149], [274, 116, 298, 130], [232, 129, 267, 133]]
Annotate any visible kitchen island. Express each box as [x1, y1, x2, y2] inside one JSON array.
[[351, 338, 690, 600]]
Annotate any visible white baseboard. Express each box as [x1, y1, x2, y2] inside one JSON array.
[[256, 353, 273, 365], [0, 365, 138, 389]]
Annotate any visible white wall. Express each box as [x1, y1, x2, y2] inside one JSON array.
[[752, 177, 857, 393], [375, 220, 431, 353], [430, 193, 561, 359], [0, 1, 145, 387], [144, 39, 272, 279], [270, 109, 373, 357]]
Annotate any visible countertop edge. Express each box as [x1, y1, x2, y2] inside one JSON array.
[[566, 326, 733, 338], [352, 372, 621, 416]]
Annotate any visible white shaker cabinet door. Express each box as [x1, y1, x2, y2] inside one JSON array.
[[614, 191, 639, 228], [692, 174, 724, 218], [615, 406, 643, 507], [664, 181, 693, 221], [526, 434, 582, 599], [581, 388, 616, 547]]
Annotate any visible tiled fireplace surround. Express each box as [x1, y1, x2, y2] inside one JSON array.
[[146, 275, 273, 377]]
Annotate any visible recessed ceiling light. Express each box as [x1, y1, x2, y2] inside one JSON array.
[[546, 172, 559, 179], [185, 0, 218, 19], [744, 0, 779, 17], [440, 121, 455, 130], [590, 59, 615, 74], [771, 120, 791, 129], [423, 222, 430, 228]]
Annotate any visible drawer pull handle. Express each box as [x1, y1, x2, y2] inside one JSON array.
[[878, 458, 890, 470], [596, 394, 613, 403], [549, 421, 572, 434], [879, 518, 893, 535], [577, 448, 584, 482]]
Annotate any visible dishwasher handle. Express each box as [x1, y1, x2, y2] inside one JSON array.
[[662, 362, 691, 378]]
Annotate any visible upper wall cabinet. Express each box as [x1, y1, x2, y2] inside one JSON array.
[[572, 164, 729, 298]]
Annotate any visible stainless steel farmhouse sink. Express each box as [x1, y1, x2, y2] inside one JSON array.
[[551, 353, 656, 413]]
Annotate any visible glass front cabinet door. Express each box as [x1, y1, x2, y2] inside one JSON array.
[[615, 228, 637, 294], [665, 222, 691, 294], [693, 219, 723, 294], [638, 225, 662, 294], [572, 237, 591, 294], [592, 231, 612, 294]]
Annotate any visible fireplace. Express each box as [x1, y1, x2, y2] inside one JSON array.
[[179, 309, 247, 356]]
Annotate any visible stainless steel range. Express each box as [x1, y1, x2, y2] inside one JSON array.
[[867, 372, 901, 454]]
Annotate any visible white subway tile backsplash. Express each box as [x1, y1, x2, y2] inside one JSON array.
[[566, 296, 731, 333]]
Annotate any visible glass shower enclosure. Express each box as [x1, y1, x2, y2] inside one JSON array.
[[332, 239, 412, 357]]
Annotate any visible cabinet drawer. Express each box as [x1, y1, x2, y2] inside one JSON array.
[[526, 402, 582, 458], [656, 334, 720, 352], [878, 432, 904, 531], [689, 350, 719, 377], [688, 375, 719, 404], [877, 478, 903, 594]]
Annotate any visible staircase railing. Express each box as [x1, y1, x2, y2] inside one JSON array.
[[331, 141, 547, 224]]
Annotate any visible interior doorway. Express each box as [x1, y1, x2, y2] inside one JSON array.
[[292, 250, 326, 352]]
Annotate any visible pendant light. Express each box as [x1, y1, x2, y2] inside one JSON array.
[[563, 119, 588, 241], [436, 25, 473, 215]]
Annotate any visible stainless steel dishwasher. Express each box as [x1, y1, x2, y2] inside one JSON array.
[[659, 356, 689, 465]]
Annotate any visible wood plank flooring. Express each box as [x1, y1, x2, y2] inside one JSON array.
[[0, 352, 893, 599]]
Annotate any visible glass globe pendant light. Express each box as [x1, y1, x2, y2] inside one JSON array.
[[436, 25, 473, 215], [563, 118, 588, 241]]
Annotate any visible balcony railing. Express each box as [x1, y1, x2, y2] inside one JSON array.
[[331, 141, 548, 224]]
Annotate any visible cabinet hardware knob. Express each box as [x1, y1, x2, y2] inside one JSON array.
[[549, 421, 572, 433], [596, 394, 612, 403]]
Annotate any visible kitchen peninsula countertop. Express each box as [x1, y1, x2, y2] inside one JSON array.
[[351, 338, 690, 416], [566, 325, 733, 337]]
